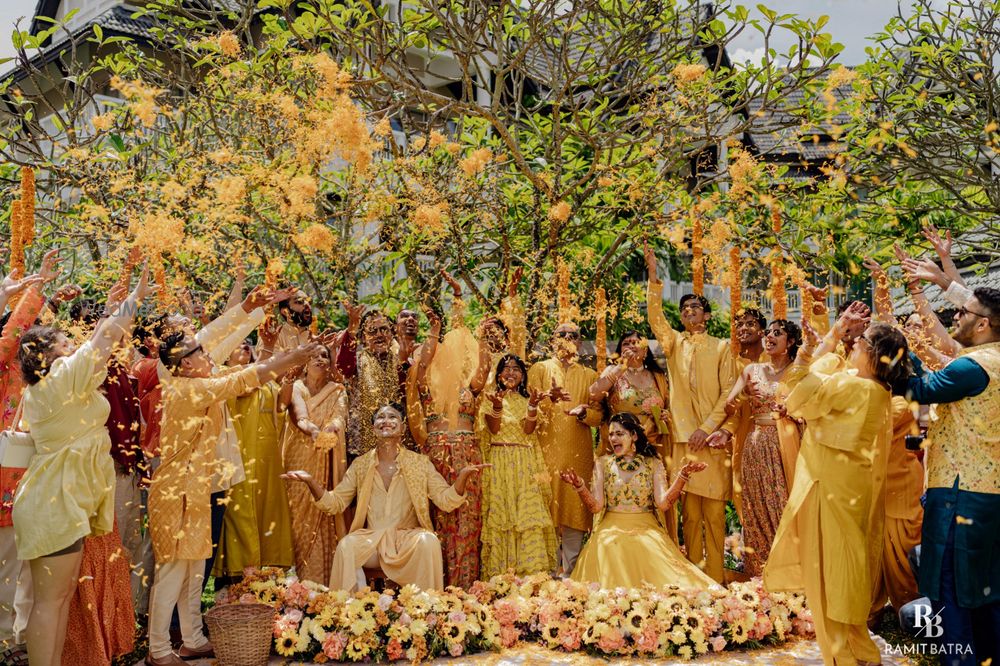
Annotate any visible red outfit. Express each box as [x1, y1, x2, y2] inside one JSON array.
[[0, 287, 44, 528]]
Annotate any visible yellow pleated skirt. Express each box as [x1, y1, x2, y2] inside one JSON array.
[[571, 511, 718, 590]]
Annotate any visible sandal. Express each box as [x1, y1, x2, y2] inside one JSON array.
[[0, 645, 29, 666]]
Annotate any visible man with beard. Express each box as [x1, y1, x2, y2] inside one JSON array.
[[527, 322, 602, 575], [901, 266, 1000, 664], [396, 308, 420, 365], [267, 289, 314, 354], [337, 305, 411, 458]]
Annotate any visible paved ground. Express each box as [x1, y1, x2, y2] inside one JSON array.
[[141, 634, 912, 665]]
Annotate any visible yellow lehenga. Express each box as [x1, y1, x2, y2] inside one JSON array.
[[213, 382, 294, 577], [571, 455, 718, 590], [479, 393, 557, 579]]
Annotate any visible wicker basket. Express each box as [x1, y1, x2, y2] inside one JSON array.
[[204, 603, 275, 666]]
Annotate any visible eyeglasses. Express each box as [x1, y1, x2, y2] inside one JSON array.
[[957, 306, 991, 319], [681, 303, 705, 312], [554, 331, 581, 339]]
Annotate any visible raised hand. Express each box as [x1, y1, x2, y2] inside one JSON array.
[[833, 301, 870, 340], [51, 283, 83, 305], [801, 318, 821, 351], [901, 257, 946, 285], [131, 263, 158, 302], [922, 224, 953, 259], [527, 385, 544, 408], [0, 272, 43, 299], [892, 242, 912, 263], [487, 390, 505, 411], [423, 304, 442, 334], [566, 404, 588, 418], [862, 256, 887, 281], [342, 301, 365, 333], [440, 270, 462, 298], [643, 240, 657, 278], [259, 315, 281, 349], [38, 248, 63, 283]]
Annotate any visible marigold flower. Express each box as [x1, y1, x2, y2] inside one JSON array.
[[548, 201, 571, 223]]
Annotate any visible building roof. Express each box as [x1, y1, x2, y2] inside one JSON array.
[[892, 266, 1000, 314], [744, 70, 854, 167]]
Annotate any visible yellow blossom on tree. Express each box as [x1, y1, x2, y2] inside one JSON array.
[[373, 117, 392, 138], [410, 202, 450, 234], [294, 223, 336, 255], [216, 31, 241, 58], [284, 174, 318, 219], [672, 63, 707, 84], [458, 148, 493, 176], [91, 113, 114, 131], [131, 211, 185, 255], [548, 201, 571, 223]]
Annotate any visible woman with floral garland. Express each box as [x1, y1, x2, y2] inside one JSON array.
[[562, 412, 716, 590], [479, 354, 558, 579]]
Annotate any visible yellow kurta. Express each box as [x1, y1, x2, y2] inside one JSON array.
[[149, 366, 261, 562], [281, 379, 349, 585], [316, 448, 465, 591], [765, 354, 892, 628], [527, 358, 601, 532], [13, 342, 115, 560], [212, 382, 294, 577], [647, 279, 736, 500]]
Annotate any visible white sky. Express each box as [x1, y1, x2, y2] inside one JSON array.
[[0, 0, 924, 68]]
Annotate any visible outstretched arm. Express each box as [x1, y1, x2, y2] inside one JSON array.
[[644, 243, 678, 357]]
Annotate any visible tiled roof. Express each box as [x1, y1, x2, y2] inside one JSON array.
[[745, 70, 853, 163], [892, 266, 1000, 314]]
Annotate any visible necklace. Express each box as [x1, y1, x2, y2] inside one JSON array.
[[616, 455, 642, 472]]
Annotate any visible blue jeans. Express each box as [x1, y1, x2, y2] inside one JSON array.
[[932, 520, 1000, 665]]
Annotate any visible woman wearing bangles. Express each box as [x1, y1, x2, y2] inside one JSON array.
[[561, 412, 718, 590], [478, 354, 557, 579]]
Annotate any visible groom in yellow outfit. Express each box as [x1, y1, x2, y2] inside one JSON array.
[[644, 246, 736, 583]]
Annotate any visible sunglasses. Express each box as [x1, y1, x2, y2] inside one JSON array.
[[555, 331, 581, 339]]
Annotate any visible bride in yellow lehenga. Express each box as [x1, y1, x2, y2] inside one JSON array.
[[562, 412, 718, 590]]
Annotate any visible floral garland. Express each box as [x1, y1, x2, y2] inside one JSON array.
[[219, 569, 815, 663]]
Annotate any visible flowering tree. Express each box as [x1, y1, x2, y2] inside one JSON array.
[[835, 0, 1000, 263], [0, 0, 846, 337]]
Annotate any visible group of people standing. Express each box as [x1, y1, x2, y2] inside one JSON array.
[[0, 224, 995, 666]]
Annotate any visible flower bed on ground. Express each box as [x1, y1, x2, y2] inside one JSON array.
[[219, 568, 815, 663]]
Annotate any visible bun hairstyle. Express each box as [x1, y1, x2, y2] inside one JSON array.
[[609, 412, 656, 458], [865, 323, 912, 390], [18, 325, 63, 385]]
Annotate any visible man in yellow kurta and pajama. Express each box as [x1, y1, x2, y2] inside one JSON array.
[[146, 335, 315, 665], [309, 447, 467, 591], [527, 322, 602, 575], [646, 251, 737, 584]]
